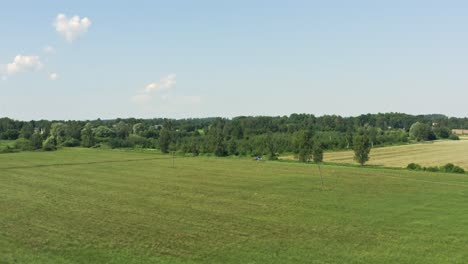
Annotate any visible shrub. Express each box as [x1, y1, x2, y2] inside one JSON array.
[[0, 145, 16, 153], [425, 166, 439, 172], [440, 163, 455, 173], [452, 166, 465, 174], [42, 136, 57, 151], [15, 138, 33, 151], [108, 138, 133, 149], [128, 135, 152, 148], [441, 163, 465, 174], [407, 163, 422, 171], [434, 126, 451, 139], [30, 133, 43, 150], [448, 134, 460, 140], [62, 138, 80, 147]]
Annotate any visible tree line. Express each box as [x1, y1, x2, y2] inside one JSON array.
[[0, 113, 463, 164]]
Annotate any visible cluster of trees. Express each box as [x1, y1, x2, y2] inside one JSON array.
[[407, 163, 465, 174], [0, 113, 464, 164]]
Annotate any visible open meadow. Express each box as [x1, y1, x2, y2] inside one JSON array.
[[323, 139, 468, 169], [2, 148, 468, 263]]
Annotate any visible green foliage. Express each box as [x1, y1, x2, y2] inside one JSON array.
[[312, 142, 324, 163], [129, 135, 153, 148], [263, 132, 278, 160], [3, 113, 468, 156], [50, 123, 68, 144], [113, 121, 131, 139], [81, 123, 95, 148], [433, 126, 451, 139], [1, 129, 19, 140], [158, 127, 172, 154], [407, 163, 465, 174], [449, 134, 460, 140], [452, 166, 465, 174], [440, 163, 465, 174], [440, 163, 455, 172], [62, 138, 81, 147], [0, 145, 16, 153], [132, 123, 146, 136], [94, 125, 114, 138], [353, 134, 372, 165], [227, 139, 238, 156], [209, 119, 228, 157], [14, 138, 33, 151], [407, 163, 422, 170], [425, 166, 440, 172], [42, 136, 57, 151], [30, 132, 43, 150], [409, 122, 435, 141], [108, 138, 133, 149], [19, 122, 34, 139], [294, 130, 314, 162]]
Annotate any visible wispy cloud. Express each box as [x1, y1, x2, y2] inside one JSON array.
[[131, 74, 202, 107], [133, 74, 177, 104], [54, 13, 91, 42], [1, 55, 43, 80], [144, 74, 177, 93]]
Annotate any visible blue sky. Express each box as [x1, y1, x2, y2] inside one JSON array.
[[1, 0, 467, 120]]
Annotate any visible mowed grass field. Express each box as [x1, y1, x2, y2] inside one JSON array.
[[2, 148, 468, 263], [324, 139, 468, 169]]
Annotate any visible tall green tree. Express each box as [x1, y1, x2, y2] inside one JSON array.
[[294, 130, 314, 162], [312, 141, 323, 163], [30, 132, 43, 150], [209, 119, 228, 157], [312, 140, 324, 187], [353, 134, 372, 165], [50, 123, 68, 144], [81, 123, 95, 148], [19, 123, 34, 139], [42, 136, 57, 151], [159, 127, 172, 154], [263, 131, 278, 160], [409, 122, 432, 141], [114, 121, 130, 139]]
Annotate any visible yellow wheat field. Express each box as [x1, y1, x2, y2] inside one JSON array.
[[324, 139, 468, 169]]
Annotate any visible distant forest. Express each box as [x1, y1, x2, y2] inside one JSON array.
[[1, 113, 467, 158]]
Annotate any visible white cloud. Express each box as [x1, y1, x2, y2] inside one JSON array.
[[49, 73, 59, 80], [131, 74, 202, 107], [1, 55, 43, 79], [133, 74, 177, 105], [43, 45, 55, 54], [54, 13, 91, 42], [144, 74, 177, 93], [144, 82, 159, 93]]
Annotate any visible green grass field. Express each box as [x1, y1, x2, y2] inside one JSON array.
[[2, 148, 468, 263], [324, 140, 468, 169]]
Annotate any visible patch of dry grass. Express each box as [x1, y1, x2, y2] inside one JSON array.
[[324, 140, 468, 169]]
